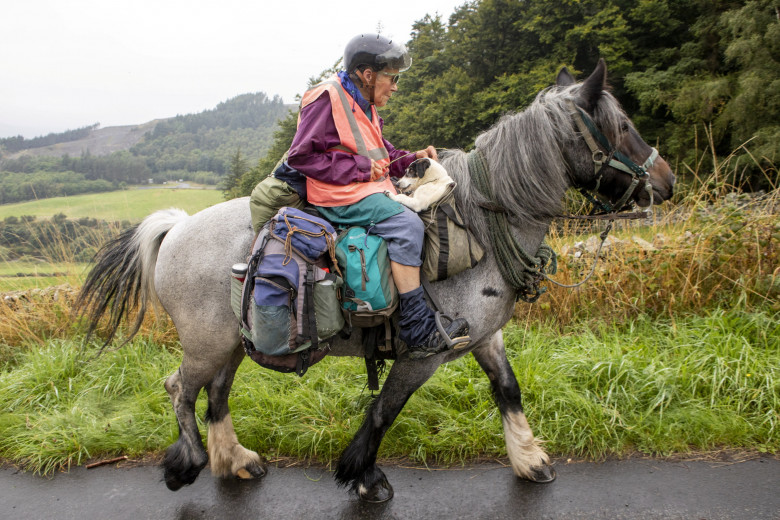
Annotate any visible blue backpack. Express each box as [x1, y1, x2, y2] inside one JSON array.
[[239, 207, 344, 375], [335, 226, 398, 331]]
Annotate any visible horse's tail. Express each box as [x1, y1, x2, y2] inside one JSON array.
[[76, 208, 189, 349]]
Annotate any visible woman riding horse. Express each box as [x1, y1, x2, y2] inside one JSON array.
[[77, 57, 676, 503], [286, 33, 470, 359]]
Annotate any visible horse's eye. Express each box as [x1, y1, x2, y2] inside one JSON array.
[[620, 121, 630, 132]]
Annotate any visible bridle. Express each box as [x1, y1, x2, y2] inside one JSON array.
[[540, 101, 661, 289], [566, 99, 657, 215]]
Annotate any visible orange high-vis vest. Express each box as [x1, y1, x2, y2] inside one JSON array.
[[298, 76, 395, 207]]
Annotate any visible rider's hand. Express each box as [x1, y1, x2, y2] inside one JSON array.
[[370, 160, 387, 181], [415, 146, 438, 161]]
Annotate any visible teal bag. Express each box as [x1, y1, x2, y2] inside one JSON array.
[[335, 226, 398, 317]]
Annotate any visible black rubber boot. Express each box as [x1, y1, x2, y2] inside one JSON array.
[[398, 286, 436, 345], [398, 287, 470, 360], [407, 312, 470, 360]]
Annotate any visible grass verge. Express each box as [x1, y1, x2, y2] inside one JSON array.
[[1, 306, 776, 474]]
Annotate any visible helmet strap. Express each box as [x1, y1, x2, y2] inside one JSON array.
[[355, 69, 377, 105]]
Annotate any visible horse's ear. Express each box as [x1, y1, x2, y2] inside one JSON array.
[[556, 67, 576, 87], [579, 58, 607, 111]]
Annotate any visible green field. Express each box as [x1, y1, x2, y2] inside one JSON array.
[[0, 261, 87, 292], [0, 187, 224, 221]]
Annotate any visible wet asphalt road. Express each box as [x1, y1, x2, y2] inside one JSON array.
[[2, 457, 778, 519]]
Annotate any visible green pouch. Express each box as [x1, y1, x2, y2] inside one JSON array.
[[249, 176, 305, 232], [296, 274, 345, 350]]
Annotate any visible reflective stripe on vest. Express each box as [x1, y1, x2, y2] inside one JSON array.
[[299, 77, 394, 207]]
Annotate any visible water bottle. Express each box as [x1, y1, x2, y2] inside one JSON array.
[[231, 263, 248, 282], [230, 263, 248, 318]]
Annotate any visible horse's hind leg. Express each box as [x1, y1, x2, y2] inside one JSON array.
[[162, 359, 210, 491], [162, 337, 240, 491], [472, 331, 556, 483], [205, 344, 266, 480]]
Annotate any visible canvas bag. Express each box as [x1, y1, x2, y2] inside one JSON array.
[[334, 226, 398, 334], [419, 185, 485, 282], [240, 207, 344, 375], [248, 151, 307, 232]]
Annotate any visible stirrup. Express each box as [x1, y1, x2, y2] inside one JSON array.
[[434, 312, 471, 350]]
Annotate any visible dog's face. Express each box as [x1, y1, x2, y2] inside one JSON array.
[[395, 158, 449, 191]]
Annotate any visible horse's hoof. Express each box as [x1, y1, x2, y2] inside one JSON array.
[[162, 444, 208, 491], [164, 474, 185, 491], [527, 464, 556, 483], [164, 466, 202, 491], [358, 478, 394, 503], [236, 461, 267, 480]]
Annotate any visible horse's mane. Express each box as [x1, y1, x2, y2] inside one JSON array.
[[440, 82, 627, 239]]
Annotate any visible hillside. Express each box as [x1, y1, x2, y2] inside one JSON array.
[[3, 120, 161, 159], [0, 92, 295, 203]]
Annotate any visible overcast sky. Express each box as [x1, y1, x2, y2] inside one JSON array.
[[1, 0, 466, 138]]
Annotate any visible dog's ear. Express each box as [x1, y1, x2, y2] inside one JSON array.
[[411, 158, 430, 178]]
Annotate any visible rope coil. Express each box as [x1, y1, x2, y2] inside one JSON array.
[[468, 149, 557, 303]]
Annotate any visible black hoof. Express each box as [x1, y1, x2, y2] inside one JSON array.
[[359, 477, 394, 503], [527, 464, 556, 483], [164, 464, 204, 491], [164, 474, 184, 491], [162, 443, 208, 491], [237, 460, 268, 479]]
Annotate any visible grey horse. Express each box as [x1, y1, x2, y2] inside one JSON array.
[[77, 60, 675, 502]]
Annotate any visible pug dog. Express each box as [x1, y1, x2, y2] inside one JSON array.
[[385, 158, 456, 212]]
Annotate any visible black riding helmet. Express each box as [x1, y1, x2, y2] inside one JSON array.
[[343, 33, 411, 74]]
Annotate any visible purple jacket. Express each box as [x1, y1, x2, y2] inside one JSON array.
[[287, 92, 416, 186]]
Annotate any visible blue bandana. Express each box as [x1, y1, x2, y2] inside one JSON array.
[[338, 70, 372, 118]]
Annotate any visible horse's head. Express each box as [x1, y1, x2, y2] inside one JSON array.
[[556, 59, 675, 208]]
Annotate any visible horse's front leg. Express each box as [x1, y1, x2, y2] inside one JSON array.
[[335, 356, 440, 502], [472, 331, 556, 482]]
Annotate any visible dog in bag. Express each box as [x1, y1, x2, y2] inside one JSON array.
[[386, 158, 456, 212]]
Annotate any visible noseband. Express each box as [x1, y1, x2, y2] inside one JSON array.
[[566, 100, 656, 213]]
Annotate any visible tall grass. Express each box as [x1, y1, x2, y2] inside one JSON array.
[[0, 308, 776, 474], [0, 339, 181, 474], [526, 147, 779, 327]]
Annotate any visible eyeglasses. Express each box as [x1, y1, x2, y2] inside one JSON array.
[[378, 71, 400, 85]]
